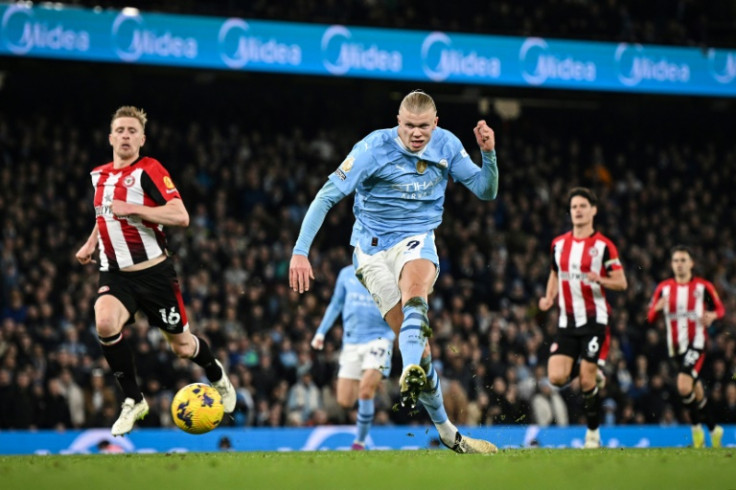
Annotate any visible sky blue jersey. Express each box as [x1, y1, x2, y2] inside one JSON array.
[[328, 126, 498, 254], [315, 266, 395, 345], [292, 125, 498, 257]]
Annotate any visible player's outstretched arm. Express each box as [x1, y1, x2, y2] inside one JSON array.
[[473, 120, 495, 152], [112, 198, 189, 227], [539, 270, 558, 311], [646, 283, 666, 324], [702, 281, 726, 326], [290, 181, 346, 294], [290, 254, 315, 294], [311, 333, 325, 350], [75, 224, 99, 265], [588, 269, 627, 291], [312, 273, 347, 344], [452, 120, 499, 200]]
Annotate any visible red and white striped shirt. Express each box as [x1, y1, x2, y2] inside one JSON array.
[[91, 156, 181, 271], [647, 277, 725, 356], [551, 231, 622, 328]]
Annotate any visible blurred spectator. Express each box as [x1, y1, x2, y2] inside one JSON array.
[[0, 78, 735, 431], [286, 367, 322, 425], [715, 383, 736, 424], [83, 369, 118, 428], [41, 378, 72, 429], [531, 378, 569, 427], [58, 368, 85, 428]]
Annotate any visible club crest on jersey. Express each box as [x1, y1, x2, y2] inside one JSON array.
[[550, 342, 558, 353], [98, 286, 110, 294], [123, 175, 136, 188], [588, 248, 599, 257], [693, 289, 703, 299], [438, 159, 448, 168], [416, 160, 427, 174], [371, 293, 382, 311], [340, 156, 355, 172], [163, 176, 175, 189]]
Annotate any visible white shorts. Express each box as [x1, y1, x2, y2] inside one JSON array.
[[353, 232, 439, 317], [338, 338, 393, 380]]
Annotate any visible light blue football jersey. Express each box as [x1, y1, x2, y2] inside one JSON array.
[[316, 266, 395, 345], [328, 126, 497, 254]]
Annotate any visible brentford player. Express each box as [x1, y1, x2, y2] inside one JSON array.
[[539, 187, 627, 448], [647, 245, 725, 448], [75, 106, 235, 436]]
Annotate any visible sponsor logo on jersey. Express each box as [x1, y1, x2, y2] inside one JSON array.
[[123, 175, 136, 188], [98, 286, 110, 294], [334, 169, 347, 181], [550, 342, 558, 353], [163, 176, 175, 189], [340, 156, 355, 172], [416, 160, 427, 174]]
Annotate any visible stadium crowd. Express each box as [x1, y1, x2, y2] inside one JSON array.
[[0, 84, 735, 433], [64, 0, 735, 48]]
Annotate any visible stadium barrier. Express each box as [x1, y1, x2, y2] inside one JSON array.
[[1, 4, 735, 96], [1, 425, 733, 454]]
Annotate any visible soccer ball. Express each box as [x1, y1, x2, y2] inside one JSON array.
[[171, 383, 224, 435]]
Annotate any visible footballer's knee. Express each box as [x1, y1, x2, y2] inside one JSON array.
[[95, 317, 122, 338], [358, 386, 377, 400], [94, 296, 129, 337], [548, 372, 568, 387], [680, 390, 696, 405], [337, 395, 356, 409], [169, 336, 196, 358], [676, 375, 694, 396]]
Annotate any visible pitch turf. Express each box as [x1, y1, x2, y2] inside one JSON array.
[[1, 449, 734, 490]]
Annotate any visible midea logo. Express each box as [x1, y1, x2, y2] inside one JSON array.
[[520, 37, 596, 86], [707, 48, 736, 84], [321, 25, 401, 76], [218, 18, 301, 69], [421, 32, 501, 82], [1, 5, 89, 55], [111, 11, 197, 62], [615, 43, 690, 86]]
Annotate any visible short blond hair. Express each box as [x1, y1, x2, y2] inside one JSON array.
[[399, 90, 436, 115], [111, 106, 147, 132]]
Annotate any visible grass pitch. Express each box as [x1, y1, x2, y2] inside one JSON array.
[[1, 449, 734, 490]]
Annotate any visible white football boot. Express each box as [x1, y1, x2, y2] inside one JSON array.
[[212, 359, 237, 413], [111, 397, 149, 436], [583, 428, 602, 448]]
